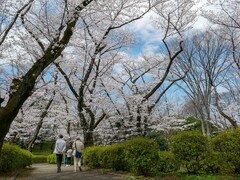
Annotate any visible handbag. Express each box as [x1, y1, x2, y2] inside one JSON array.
[[75, 150, 82, 158]]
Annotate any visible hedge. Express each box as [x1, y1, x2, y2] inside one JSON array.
[[32, 155, 48, 163], [123, 137, 159, 176], [99, 144, 126, 171], [170, 131, 209, 173], [157, 151, 180, 173], [0, 143, 32, 172], [47, 154, 57, 164], [82, 146, 105, 168], [211, 128, 240, 173], [83, 137, 160, 176]]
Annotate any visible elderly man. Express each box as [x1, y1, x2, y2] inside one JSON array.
[[54, 134, 66, 173]]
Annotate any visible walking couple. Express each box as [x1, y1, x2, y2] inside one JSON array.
[[53, 134, 84, 173]]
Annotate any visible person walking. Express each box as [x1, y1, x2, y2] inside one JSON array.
[[73, 137, 84, 172], [64, 137, 72, 166], [53, 134, 66, 173], [66, 148, 73, 166]]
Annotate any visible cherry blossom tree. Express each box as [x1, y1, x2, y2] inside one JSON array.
[[54, 0, 156, 147], [0, 0, 94, 153], [6, 69, 77, 151], [105, 0, 195, 136]]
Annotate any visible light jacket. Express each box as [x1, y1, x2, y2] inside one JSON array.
[[53, 138, 66, 154]]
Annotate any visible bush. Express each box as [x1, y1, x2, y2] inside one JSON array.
[[83, 146, 105, 168], [0, 143, 32, 172], [157, 151, 180, 173], [170, 131, 208, 173], [32, 155, 48, 163], [47, 154, 56, 164], [211, 128, 240, 173], [124, 137, 159, 176], [146, 131, 169, 151], [183, 117, 202, 132], [31, 140, 54, 155], [201, 150, 224, 173], [99, 143, 126, 171]]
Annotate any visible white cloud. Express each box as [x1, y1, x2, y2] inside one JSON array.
[[130, 11, 162, 43]]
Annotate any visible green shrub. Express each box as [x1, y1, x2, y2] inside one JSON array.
[[31, 140, 54, 155], [32, 155, 48, 163], [146, 131, 169, 151], [201, 150, 224, 173], [170, 131, 208, 173], [183, 117, 202, 132], [184, 117, 219, 133], [82, 146, 105, 168], [123, 137, 159, 176], [99, 143, 126, 171], [211, 128, 240, 173], [157, 151, 180, 173], [0, 143, 32, 172], [47, 154, 56, 164]]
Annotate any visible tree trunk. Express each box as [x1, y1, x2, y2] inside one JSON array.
[[136, 106, 142, 135], [199, 112, 206, 136], [27, 96, 54, 151], [83, 131, 94, 148]]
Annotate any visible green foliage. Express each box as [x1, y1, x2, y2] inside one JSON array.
[[170, 131, 208, 173], [124, 137, 159, 176], [157, 151, 180, 173], [0, 143, 32, 172], [47, 154, 56, 164], [146, 131, 169, 151], [184, 117, 219, 133], [32, 140, 54, 155], [32, 155, 48, 163], [184, 117, 202, 131], [83, 137, 160, 176], [99, 143, 126, 171], [201, 150, 224, 173], [211, 128, 240, 173], [82, 146, 105, 168]]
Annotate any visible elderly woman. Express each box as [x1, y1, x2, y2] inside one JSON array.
[[72, 137, 84, 172]]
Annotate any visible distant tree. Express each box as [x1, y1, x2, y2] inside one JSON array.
[[177, 31, 235, 135], [203, 0, 240, 71]]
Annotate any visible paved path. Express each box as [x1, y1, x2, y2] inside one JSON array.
[[15, 164, 127, 180]]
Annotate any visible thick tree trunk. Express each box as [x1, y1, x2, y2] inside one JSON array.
[[0, 17, 79, 154], [83, 131, 94, 148], [0, 108, 18, 151]]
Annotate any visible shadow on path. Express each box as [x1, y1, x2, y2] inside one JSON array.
[[15, 164, 126, 180]]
